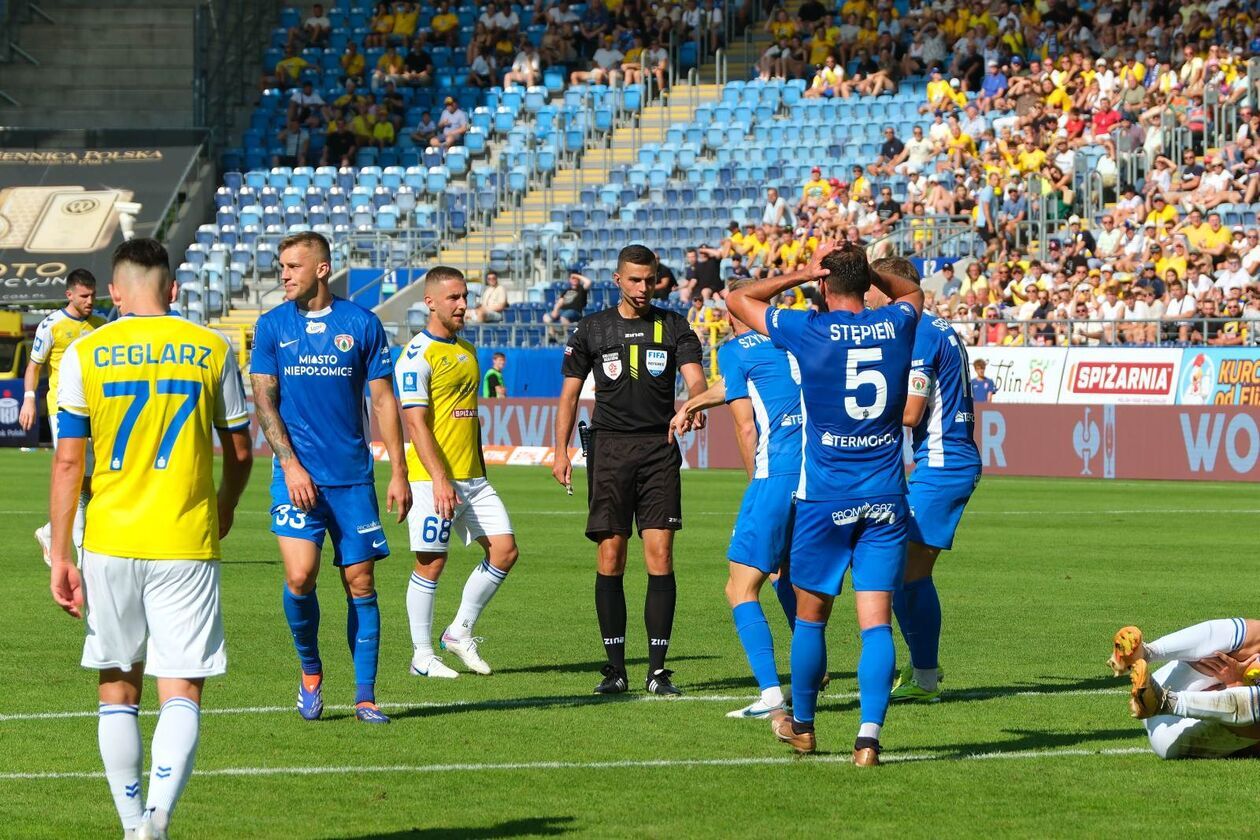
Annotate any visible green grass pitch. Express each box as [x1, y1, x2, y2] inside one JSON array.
[[1, 447, 1257, 838]]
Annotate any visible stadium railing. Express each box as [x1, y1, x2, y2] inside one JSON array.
[[194, 0, 283, 155]]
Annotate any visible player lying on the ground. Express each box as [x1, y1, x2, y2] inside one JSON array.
[[727, 242, 925, 767], [1111, 619, 1260, 759], [669, 279, 803, 719], [867, 258, 983, 705]]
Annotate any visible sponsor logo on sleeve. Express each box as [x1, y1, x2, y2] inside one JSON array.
[[403, 371, 418, 392]]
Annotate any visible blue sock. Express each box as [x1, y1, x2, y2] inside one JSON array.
[[790, 618, 827, 724], [732, 601, 779, 691], [857, 624, 895, 726], [771, 570, 797, 631], [282, 586, 322, 675], [347, 593, 380, 705], [893, 577, 941, 670]]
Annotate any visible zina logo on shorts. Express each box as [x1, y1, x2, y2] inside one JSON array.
[[831, 502, 897, 527]]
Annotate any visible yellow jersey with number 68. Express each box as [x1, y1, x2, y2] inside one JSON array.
[[394, 330, 484, 482], [57, 315, 250, 560]]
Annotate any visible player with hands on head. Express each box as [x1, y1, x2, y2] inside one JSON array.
[[250, 231, 411, 725], [395, 267, 520, 679], [50, 238, 253, 840], [727, 241, 924, 766], [670, 275, 807, 719], [867, 256, 982, 705]]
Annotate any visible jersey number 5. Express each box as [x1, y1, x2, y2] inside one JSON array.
[[844, 347, 888, 420], [102, 379, 203, 471]]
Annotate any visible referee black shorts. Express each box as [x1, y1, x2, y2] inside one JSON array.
[[585, 431, 682, 541]]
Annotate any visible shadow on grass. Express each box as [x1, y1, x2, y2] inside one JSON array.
[[929, 727, 1138, 759], [389, 691, 651, 721], [493, 654, 719, 676], [686, 671, 858, 694], [945, 674, 1123, 702], [332, 815, 577, 839]]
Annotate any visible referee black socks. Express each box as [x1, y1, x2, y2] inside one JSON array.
[[645, 572, 677, 674], [595, 573, 627, 672]]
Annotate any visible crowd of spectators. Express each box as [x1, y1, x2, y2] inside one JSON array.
[[664, 0, 1260, 348], [260, 0, 746, 168]]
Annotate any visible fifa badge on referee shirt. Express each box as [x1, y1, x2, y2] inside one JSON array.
[[602, 351, 622, 380], [645, 349, 667, 377]]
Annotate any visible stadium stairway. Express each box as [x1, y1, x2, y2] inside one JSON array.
[[373, 83, 725, 328], [0, 0, 203, 129], [208, 307, 261, 369]]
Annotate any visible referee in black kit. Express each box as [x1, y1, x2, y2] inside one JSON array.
[[552, 245, 707, 696]]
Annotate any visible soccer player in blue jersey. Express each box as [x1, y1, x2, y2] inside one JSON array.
[[250, 231, 412, 724], [727, 242, 923, 766], [670, 277, 803, 719], [870, 257, 982, 705]]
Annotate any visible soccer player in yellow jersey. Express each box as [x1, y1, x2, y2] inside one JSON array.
[[396, 267, 520, 678], [49, 239, 253, 840], [21, 268, 106, 565]]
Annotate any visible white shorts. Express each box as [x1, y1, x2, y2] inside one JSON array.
[[1144, 660, 1260, 759], [50, 412, 96, 477], [407, 477, 513, 553], [80, 550, 226, 678]]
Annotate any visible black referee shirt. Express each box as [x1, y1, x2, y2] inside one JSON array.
[[562, 306, 702, 434]]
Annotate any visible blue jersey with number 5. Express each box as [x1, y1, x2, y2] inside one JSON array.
[[765, 302, 918, 501], [909, 317, 982, 472]]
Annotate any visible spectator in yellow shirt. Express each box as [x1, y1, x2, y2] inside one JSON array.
[[270, 47, 310, 89], [800, 167, 832, 207], [1144, 195, 1179, 237], [372, 45, 405, 92], [371, 107, 396, 148], [430, 1, 460, 48], [391, 1, 420, 44], [365, 1, 395, 48], [351, 109, 376, 145], [766, 8, 797, 41], [340, 42, 366, 80], [848, 164, 872, 201], [920, 67, 953, 113]]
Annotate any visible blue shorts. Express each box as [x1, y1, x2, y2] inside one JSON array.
[[269, 472, 388, 567], [907, 469, 980, 551], [789, 495, 908, 596], [727, 473, 797, 575]]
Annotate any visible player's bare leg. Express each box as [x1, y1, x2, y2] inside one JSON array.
[[408, 552, 457, 678], [642, 528, 681, 695], [279, 537, 325, 720], [593, 533, 631, 694], [441, 534, 519, 675]]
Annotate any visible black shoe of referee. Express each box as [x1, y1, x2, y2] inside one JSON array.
[[646, 668, 682, 696], [593, 664, 629, 694]]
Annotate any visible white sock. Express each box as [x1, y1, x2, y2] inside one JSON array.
[[858, 722, 882, 741], [73, 490, 90, 549], [407, 571, 438, 659], [1146, 619, 1246, 662], [913, 667, 939, 692], [448, 559, 508, 639], [1171, 685, 1260, 726], [146, 697, 201, 830], [760, 686, 785, 708], [98, 703, 143, 831]]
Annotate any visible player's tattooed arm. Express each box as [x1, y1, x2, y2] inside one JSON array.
[[250, 373, 296, 465]]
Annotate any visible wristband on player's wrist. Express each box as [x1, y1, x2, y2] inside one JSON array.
[[23, 390, 36, 400]]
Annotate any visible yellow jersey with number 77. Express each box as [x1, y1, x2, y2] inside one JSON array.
[[56, 315, 250, 560]]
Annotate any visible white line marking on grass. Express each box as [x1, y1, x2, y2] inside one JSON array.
[[514, 509, 1260, 517], [0, 746, 1154, 781], [0, 687, 1125, 723]]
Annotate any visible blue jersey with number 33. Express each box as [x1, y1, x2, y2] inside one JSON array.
[[765, 302, 918, 501], [251, 297, 393, 487]]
